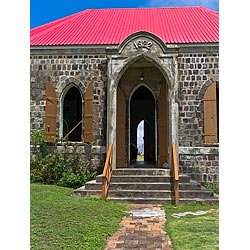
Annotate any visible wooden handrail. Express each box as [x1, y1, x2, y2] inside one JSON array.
[[172, 144, 179, 206], [101, 144, 113, 201]]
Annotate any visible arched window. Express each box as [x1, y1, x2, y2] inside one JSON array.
[[63, 86, 82, 142], [203, 82, 219, 143], [61, 82, 94, 142], [46, 81, 94, 143]]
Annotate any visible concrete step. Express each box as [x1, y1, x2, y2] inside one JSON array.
[[73, 186, 101, 198], [107, 197, 219, 204], [73, 186, 218, 204], [72, 168, 219, 204], [82, 180, 202, 192], [178, 197, 219, 204], [109, 182, 202, 191], [112, 168, 170, 176], [107, 197, 172, 204], [108, 190, 172, 199], [108, 189, 214, 199], [99, 175, 190, 183]]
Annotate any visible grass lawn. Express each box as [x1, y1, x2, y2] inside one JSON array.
[[31, 183, 219, 249], [137, 154, 144, 161], [30, 183, 129, 250], [164, 202, 219, 250]]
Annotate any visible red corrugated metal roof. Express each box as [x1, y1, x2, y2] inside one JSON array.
[[30, 6, 218, 46]]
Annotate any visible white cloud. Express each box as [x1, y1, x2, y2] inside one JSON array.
[[145, 0, 219, 11]]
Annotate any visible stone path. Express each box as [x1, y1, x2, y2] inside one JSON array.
[[104, 204, 173, 250]]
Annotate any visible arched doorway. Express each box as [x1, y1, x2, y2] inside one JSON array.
[[62, 86, 82, 141], [114, 56, 171, 168], [130, 86, 156, 164]]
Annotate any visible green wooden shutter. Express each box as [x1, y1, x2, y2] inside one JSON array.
[[84, 82, 94, 142], [45, 81, 57, 142], [204, 82, 218, 143]]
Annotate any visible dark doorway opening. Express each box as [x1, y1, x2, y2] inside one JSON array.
[[130, 86, 156, 164], [63, 86, 82, 141]]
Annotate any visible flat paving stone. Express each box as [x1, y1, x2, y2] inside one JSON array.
[[104, 204, 173, 250]]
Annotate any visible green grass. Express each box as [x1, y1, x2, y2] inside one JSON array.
[[31, 184, 219, 250], [164, 202, 219, 250], [137, 154, 144, 161], [30, 183, 129, 250]]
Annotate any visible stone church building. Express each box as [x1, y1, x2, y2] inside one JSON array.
[[30, 6, 219, 187]]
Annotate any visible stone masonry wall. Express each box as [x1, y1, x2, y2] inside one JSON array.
[[30, 52, 108, 169], [30, 47, 219, 184], [179, 147, 219, 185], [177, 51, 219, 185]]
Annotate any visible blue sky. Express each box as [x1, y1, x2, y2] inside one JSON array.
[[30, 0, 219, 28]]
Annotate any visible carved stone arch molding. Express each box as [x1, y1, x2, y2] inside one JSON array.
[[118, 31, 168, 55], [57, 76, 86, 98], [197, 77, 219, 99], [113, 53, 173, 89]]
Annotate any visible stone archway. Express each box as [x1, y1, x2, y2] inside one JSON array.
[[106, 31, 179, 169], [114, 56, 171, 168]]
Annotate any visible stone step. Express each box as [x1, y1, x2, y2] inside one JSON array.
[[108, 189, 214, 199], [107, 197, 219, 204], [83, 180, 202, 191], [108, 190, 172, 199], [73, 185, 215, 200], [73, 168, 218, 204], [97, 175, 190, 183], [73, 186, 218, 204], [178, 197, 219, 204], [110, 182, 202, 191], [112, 168, 170, 176], [82, 180, 202, 191], [107, 197, 172, 204], [73, 187, 101, 198]]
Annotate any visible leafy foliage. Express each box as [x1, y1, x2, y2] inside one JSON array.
[[205, 182, 219, 194], [30, 130, 96, 188]]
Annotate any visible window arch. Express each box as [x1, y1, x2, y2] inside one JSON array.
[[203, 82, 219, 143], [62, 85, 83, 142], [59, 82, 94, 142]]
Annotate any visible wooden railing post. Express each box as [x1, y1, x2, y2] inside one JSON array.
[[101, 144, 113, 201], [172, 144, 179, 206]]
